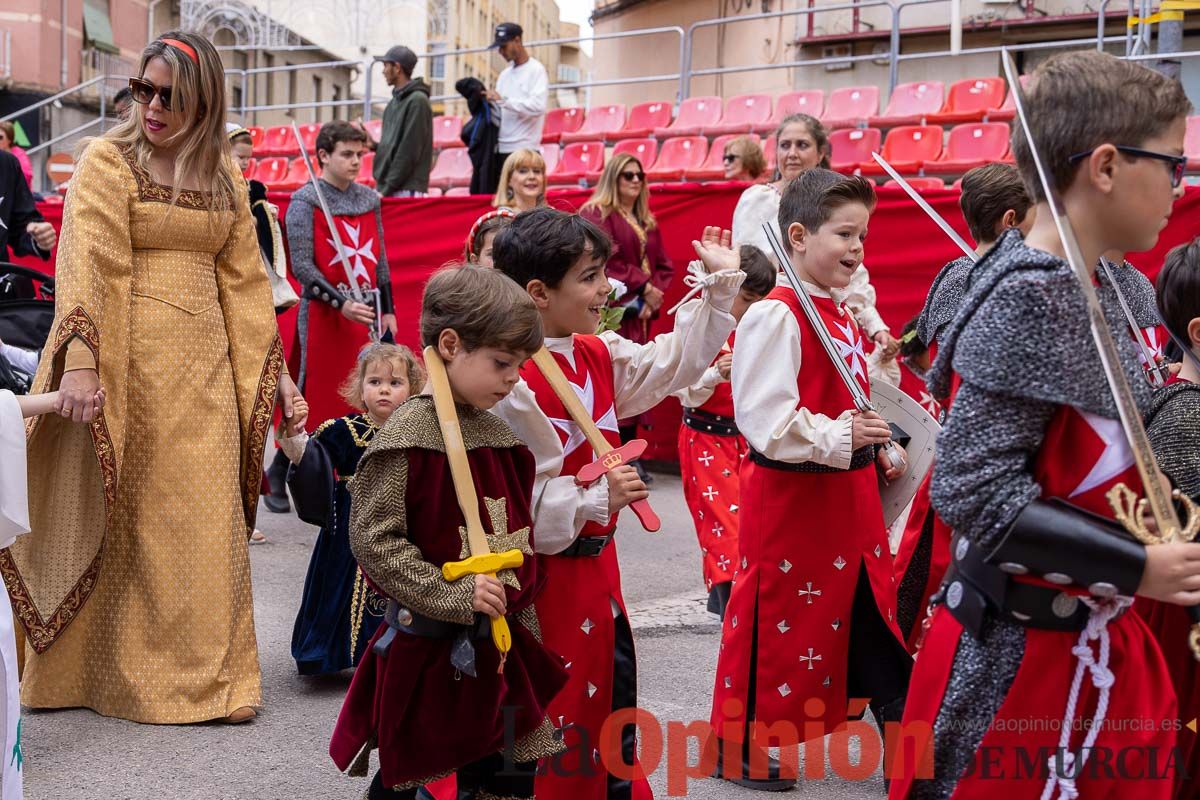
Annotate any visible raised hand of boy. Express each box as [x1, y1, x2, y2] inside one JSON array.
[[607, 464, 649, 516], [472, 573, 508, 619], [851, 410, 892, 451], [691, 226, 739, 275]]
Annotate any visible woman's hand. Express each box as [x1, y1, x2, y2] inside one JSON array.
[[643, 284, 665, 312], [56, 369, 102, 422], [276, 373, 304, 427]]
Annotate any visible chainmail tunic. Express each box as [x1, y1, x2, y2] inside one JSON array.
[[913, 229, 1153, 800], [915, 255, 975, 348], [1146, 381, 1200, 502]]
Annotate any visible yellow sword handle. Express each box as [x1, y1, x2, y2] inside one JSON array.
[[443, 549, 526, 653]]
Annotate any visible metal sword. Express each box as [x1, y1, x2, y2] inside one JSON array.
[[1001, 49, 1200, 656], [761, 222, 905, 471], [291, 122, 382, 341], [1098, 257, 1168, 388], [870, 152, 978, 263]]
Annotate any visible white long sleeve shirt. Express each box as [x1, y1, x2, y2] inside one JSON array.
[[496, 57, 548, 152], [731, 183, 889, 338], [493, 270, 745, 554]]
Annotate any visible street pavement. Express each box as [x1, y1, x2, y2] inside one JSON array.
[[23, 473, 886, 799]]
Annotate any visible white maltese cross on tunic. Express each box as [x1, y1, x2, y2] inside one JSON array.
[[547, 374, 619, 458], [326, 220, 377, 286], [831, 319, 867, 382]]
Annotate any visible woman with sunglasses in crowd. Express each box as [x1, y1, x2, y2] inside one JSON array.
[[722, 135, 768, 183], [12, 31, 303, 726], [730, 113, 899, 355]]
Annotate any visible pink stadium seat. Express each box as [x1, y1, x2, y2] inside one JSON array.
[[444, 186, 471, 196], [541, 143, 560, 175], [828, 128, 881, 174], [541, 107, 584, 143], [259, 125, 295, 157], [612, 138, 658, 166], [241, 157, 256, 179], [364, 119, 383, 141], [614, 101, 673, 140], [561, 105, 627, 144], [247, 126, 265, 150], [296, 122, 321, 154], [822, 86, 879, 129], [930, 123, 1010, 173], [707, 94, 773, 136], [869, 81, 944, 128], [548, 141, 606, 184], [755, 90, 825, 134], [859, 125, 943, 175], [653, 96, 722, 138], [1186, 116, 1200, 171], [357, 152, 375, 187], [274, 157, 318, 191], [686, 133, 759, 181], [986, 75, 1028, 123], [428, 148, 473, 189], [251, 156, 289, 186], [927, 78, 1007, 125], [433, 116, 464, 149], [887, 176, 945, 191], [646, 136, 708, 182], [763, 134, 776, 171]]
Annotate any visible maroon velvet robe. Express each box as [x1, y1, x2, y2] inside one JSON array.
[[580, 207, 673, 345]]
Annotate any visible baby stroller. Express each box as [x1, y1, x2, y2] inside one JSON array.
[[0, 262, 55, 393]]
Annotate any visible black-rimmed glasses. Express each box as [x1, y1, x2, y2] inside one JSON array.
[[1068, 145, 1187, 188], [128, 77, 182, 109]]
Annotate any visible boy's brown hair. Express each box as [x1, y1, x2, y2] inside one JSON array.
[[1011, 51, 1192, 202], [315, 119, 369, 165], [420, 265, 544, 354], [959, 163, 1032, 245], [739, 245, 777, 297], [1157, 237, 1200, 346], [777, 168, 876, 254], [338, 342, 425, 411]]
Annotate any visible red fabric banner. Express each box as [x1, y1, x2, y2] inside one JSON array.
[[25, 184, 1200, 463]]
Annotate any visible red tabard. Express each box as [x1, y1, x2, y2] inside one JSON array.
[[520, 335, 652, 800], [328, 444, 568, 788], [891, 405, 1178, 799], [710, 288, 904, 737], [293, 209, 381, 426], [679, 337, 746, 592], [897, 359, 943, 421]]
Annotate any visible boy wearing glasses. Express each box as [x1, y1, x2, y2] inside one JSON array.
[[892, 52, 1199, 800]]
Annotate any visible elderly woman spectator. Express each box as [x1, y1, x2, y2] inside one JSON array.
[[722, 135, 767, 182]]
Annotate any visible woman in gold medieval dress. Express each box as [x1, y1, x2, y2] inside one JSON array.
[[3, 31, 303, 724]]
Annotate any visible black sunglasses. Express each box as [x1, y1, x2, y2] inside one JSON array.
[[1069, 145, 1187, 188], [722, 153, 739, 164], [128, 77, 183, 110], [619, 170, 645, 182]]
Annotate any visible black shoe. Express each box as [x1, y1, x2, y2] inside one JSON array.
[[712, 737, 796, 791], [263, 453, 291, 514]]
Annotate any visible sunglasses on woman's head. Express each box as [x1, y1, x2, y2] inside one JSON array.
[[619, 170, 645, 182], [128, 77, 183, 109]]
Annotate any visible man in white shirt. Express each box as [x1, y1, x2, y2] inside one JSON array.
[[486, 22, 548, 193]]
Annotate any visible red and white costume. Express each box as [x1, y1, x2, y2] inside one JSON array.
[[710, 276, 909, 739], [492, 270, 743, 800]]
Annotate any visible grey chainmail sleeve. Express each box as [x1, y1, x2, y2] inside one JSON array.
[[284, 184, 319, 288], [915, 255, 975, 348], [1147, 383, 1200, 501]]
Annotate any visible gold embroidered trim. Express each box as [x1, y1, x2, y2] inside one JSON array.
[[345, 415, 378, 449], [118, 145, 215, 210], [513, 716, 566, 762], [241, 335, 284, 537]]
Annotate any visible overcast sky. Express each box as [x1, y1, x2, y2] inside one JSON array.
[[557, 0, 594, 53]]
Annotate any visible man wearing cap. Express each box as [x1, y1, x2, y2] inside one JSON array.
[[371, 45, 432, 197], [485, 22, 548, 193]]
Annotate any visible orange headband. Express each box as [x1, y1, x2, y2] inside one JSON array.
[[160, 38, 198, 63]]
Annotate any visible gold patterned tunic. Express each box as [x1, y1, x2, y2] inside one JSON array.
[[4, 139, 282, 723]]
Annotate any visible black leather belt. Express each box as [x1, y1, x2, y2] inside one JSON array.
[[749, 445, 875, 472], [558, 535, 613, 557], [373, 599, 490, 675], [683, 408, 739, 437]]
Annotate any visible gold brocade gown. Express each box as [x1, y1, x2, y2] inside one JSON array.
[[6, 140, 283, 723]]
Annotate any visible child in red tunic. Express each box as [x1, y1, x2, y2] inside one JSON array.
[[709, 170, 912, 790], [491, 208, 744, 800], [674, 245, 777, 619], [329, 266, 567, 799]]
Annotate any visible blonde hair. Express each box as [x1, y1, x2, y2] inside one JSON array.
[[726, 136, 767, 180], [0, 121, 13, 148], [85, 31, 237, 213], [338, 343, 425, 411], [580, 153, 655, 230], [492, 148, 547, 208]]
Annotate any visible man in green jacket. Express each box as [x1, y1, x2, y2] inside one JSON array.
[[372, 45, 432, 197]]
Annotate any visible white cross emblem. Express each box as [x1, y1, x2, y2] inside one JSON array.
[[799, 647, 822, 670], [326, 220, 377, 286], [831, 320, 867, 382], [712, 522, 725, 537], [1071, 410, 1134, 498], [547, 374, 619, 458], [716, 554, 731, 572], [698, 451, 715, 466], [798, 582, 821, 603], [1138, 326, 1164, 366], [702, 486, 719, 501]]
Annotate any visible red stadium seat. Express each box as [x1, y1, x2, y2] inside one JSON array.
[[822, 86, 879, 129], [927, 78, 1007, 125], [612, 138, 658, 167], [357, 152, 375, 187], [887, 176, 945, 191], [364, 119, 384, 141], [930, 122, 1010, 173], [561, 104, 627, 144], [241, 158, 256, 179], [859, 125, 943, 175], [542, 107, 584, 143], [259, 125, 295, 157], [251, 156, 289, 186], [869, 81, 944, 127], [653, 96, 722, 138], [542, 143, 560, 175], [646, 136, 708, 182], [1186, 115, 1200, 171], [433, 116, 464, 149], [829, 128, 881, 174], [268, 157, 314, 191], [763, 134, 776, 171], [247, 126, 265, 150], [548, 141, 606, 184], [614, 101, 673, 140], [445, 186, 471, 196], [296, 122, 321, 154], [428, 148, 473, 189], [986, 75, 1028, 123], [755, 90, 825, 134], [686, 133, 759, 181], [707, 94, 773, 136]]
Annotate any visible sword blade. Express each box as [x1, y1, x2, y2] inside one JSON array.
[[871, 152, 977, 262], [1099, 258, 1165, 388], [1002, 50, 1179, 534]]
